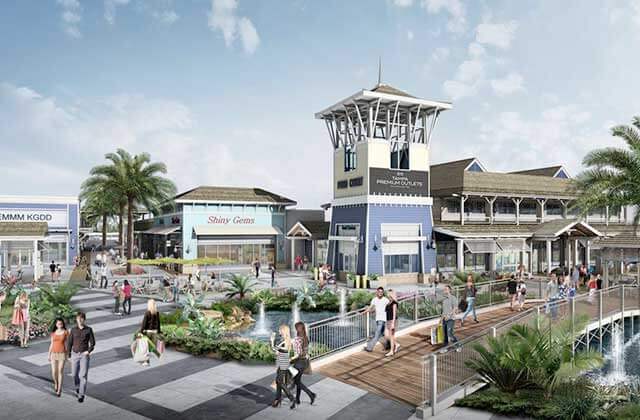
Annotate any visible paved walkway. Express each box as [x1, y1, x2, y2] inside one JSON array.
[[0, 288, 418, 420]]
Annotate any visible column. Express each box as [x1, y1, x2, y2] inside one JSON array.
[[585, 240, 591, 268], [311, 240, 316, 267], [513, 198, 522, 225], [33, 240, 39, 281], [290, 238, 295, 270], [573, 239, 579, 268], [546, 239, 552, 274], [529, 240, 534, 273], [489, 252, 497, 272], [460, 196, 466, 226], [456, 239, 464, 272], [537, 199, 546, 223], [485, 197, 496, 224]]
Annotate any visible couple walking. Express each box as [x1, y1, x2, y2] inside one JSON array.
[[270, 322, 316, 409], [364, 287, 400, 357], [47, 312, 95, 402]]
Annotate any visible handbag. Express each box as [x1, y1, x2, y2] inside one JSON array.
[[288, 366, 299, 377], [132, 337, 149, 363], [156, 339, 165, 355], [11, 307, 24, 326], [0, 324, 7, 341]]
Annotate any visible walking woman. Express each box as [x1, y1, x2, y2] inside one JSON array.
[[112, 281, 122, 315], [460, 275, 478, 326], [122, 280, 132, 315], [12, 291, 30, 347], [139, 299, 162, 367], [48, 318, 69, 397], [292, 322, 316, 405], [385, 289, 400, 357], [270, 324, 296, 409]]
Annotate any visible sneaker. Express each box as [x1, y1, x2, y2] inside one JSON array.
[[395, 344, 401, 353], [78, 396, 84, 403], [474, 319, 479, 323], [384, 351, 394, 357]]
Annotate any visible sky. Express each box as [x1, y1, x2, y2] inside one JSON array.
[[1, 0, 639, 208]]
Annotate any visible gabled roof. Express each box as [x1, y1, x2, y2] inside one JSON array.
[[510, 165, 569, 178], [286, 221, 330, 239], [533, 219, 603, 238], [593, 227, 640, 249], [174, 186, 296, 205]]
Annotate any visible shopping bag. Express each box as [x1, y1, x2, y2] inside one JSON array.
[[0, 324, 7, 341], [156, 340, 165, 355], [288, 366, 299, 377], [270, 380, 277, 390], [132, 337, 149, 363], [11, 308, 23, 326]]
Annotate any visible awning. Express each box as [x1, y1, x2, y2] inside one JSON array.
[[497, 238, 525, 252], [0, 222, 47, 239], [194, 225, 282, 236], [143, 226, 181, 235], [384, 236, 427, 242], [465, 240, 499, 254]]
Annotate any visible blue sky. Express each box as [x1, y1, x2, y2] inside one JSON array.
[[1, 0, 639, 207]]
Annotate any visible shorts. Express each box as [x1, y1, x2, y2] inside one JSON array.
[[50, 352, 67, 362]]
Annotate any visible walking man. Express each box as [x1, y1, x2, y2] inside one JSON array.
[[253, 258, 261, 279], [270, 264, 277, 288], [67, 312, 95, 403], [440, 285, 459, 344], [49, 260, 57, 281], [507, 274, 518, 311], [100, 263, 109, 289], [364, 287, 389, 352]]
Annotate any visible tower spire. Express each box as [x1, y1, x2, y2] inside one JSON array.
[[377, 56, 382, 86]]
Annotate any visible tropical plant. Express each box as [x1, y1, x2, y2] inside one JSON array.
[[347, 290, 375, 311], [536, 377, 606, 420], [466, 315, 603, 395], [180, 293, 204, 321], [573, 116, 640, 227], [187, 317, 224, 341], [224, 274, 257, 300], [83, 149, 176, 271], [252, 289, 274, 306], [294, 283, 317, 309], [79, 184, 120, 248], [453, 271, 489, 285], [32, 283, 80, 321], [612, 403, 640, 420]]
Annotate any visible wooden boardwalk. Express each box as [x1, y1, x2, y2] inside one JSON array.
[[317, 305, 531, 407]]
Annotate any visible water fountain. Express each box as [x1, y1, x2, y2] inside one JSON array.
[[599, 322, 628, 385], [251, 302, 271, 336], [336, 288, 352, 326], [292, 302, 301, 326]]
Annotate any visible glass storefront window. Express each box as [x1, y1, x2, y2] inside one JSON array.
[[496, 252, 519, 272], [384, 254, 419, 273], [464, 253, 486, 272], [197, 243, 275, 265]]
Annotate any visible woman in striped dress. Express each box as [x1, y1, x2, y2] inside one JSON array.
[[270, 324, 296, 409]]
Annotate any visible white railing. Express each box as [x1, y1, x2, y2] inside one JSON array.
[[421, 285, 640, 416]]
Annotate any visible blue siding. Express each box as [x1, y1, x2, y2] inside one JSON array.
[[367, 204, 436, 275], [328, 205, 367, 274], [67, 203, 79, 265]]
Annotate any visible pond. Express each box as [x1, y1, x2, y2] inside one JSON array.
[[236, 307, 338, 341], [585, 317, 640, 385]]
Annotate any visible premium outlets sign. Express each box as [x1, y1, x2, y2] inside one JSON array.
[[369, 168, 429, 196], [0, 208, 68, 227]]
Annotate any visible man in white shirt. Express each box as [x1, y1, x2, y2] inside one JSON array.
[[364, 287, 390, 352], [100, 264, 109, 289]]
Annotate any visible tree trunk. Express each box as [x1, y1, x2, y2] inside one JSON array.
[[118, 202, 125, 258], [101, 214, 107, 247], [126, 196, 134, 274]]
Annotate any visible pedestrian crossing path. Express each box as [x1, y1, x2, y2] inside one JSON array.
[[0, 288, 416, 420]]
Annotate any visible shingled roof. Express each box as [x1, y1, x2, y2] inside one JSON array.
[[510, 166, 565, 177], [593, 228, 640, 249], [0, 222, 48, 237], [175, 187, 296, 205], [430, 159, 578, 198]]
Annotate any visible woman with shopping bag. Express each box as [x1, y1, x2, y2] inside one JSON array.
[[270, 324, 296, 410], [291, 322, 316, 405], [137, 299, 162, 366], [12, 291, 30, 347]]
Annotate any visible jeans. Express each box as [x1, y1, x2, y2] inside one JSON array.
[[275, 368, 294, 402], [443, 318, 457, 344], [71, 352, 90, 397], [366, 320, 386, 351], [114, 297, 120, 313], [100, 276, 108, 289], [293, 359, 313, 402], [546, 297, 559, 319], [172, 286, 179, 302], [122, 297, 132, 314], [461, 297, 477, 322]]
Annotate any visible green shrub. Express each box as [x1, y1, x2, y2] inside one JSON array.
[[313, 290, 339, 312], [537, 379, 605, 420], [308, 342, 331, 358], [264, 293, 295, 311], [456, 387, 544, 416], [612, 403, 640, 420], [398, 299, 441, 320], [210, 301, 235, 317], [160, 309, 183, 325], [347, 290, 374, 311], [216, 340, 252, 361], [475, 292, 508, 307], [248, 341, 275, 362], [187, 317, 224, 341]]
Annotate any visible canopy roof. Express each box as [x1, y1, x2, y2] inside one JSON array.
[[435, 219, 603, 240], [175, 186, 296, 205], [193, 225, 283, 236]]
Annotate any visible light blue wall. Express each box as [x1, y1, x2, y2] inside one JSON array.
[[177, 203, 286, 263], [366, 204, 435, 275], [328, 205, 367, 274]]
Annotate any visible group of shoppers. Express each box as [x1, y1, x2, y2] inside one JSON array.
[[364, 286, 401, 357], [270, 322, 316, 409], [111, 279, 133, 315]]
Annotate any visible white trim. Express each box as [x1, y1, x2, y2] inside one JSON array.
[[383, 236, 427, 242], [0, 195, 78, 205], [463, 158, 487, 173], [193, 225, 283, 236], [551, 220, 604, 238], [285, 221, 313, 238], [433, 226, 532, 239], [175, 199, 293, 206], [552, 167, 571, 179], [328, 235, 359, 242], [331, 195, 433, 207]]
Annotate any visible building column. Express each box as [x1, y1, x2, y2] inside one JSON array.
[[529, 240, 534, 273], [460, 196, 467, 226], [605, 206, 610, 226], [585, 240, 591, 268], [513, 198, 522, 226], [573, 239, 579, 268], [485, 197, 496, 225], [537, 199, 547, 223], [546, 239, 552, 274], [311, 240, 316, 267], [290, 238, 295, 270], [33, 240, 39, 281], [456, 239, 464, 272]]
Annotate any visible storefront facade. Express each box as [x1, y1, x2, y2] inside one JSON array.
[[0, 195, 79, 277], [136, 187, 296, 266]]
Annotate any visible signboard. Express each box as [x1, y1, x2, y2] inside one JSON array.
[[369, 168, 429, 196], [0, 208, 68, 228], [207, 215, 256, 225]]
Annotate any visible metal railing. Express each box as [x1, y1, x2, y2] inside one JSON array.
[[421, 285, 640, 416], [307, 279, 542, 360]]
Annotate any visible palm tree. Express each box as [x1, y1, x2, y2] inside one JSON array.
[[573, 116, 640, 227], [84, 149, 176, 272], [80, 184, 119, 248], [224, 274, 257, 300]]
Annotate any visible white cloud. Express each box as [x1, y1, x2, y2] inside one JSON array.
[[468, 42, 485, 58], [208, 0, 260, 54], [490, 72, 525, 96], [476, 21, 518, 49], [56, 0, 82, 38], [152, 9, 179, 25], [442, 58, 484, 100], [104, 0, 131, 25], [393, 0, 414, 7], [421, 0, 466, 34], [431, 47, 449, 62], [407, 30, 414, 40]]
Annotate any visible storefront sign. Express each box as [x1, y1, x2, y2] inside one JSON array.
[[207, 215, 256, 225], [0, 208, 68, 227], [369, 168, 429, 196]]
